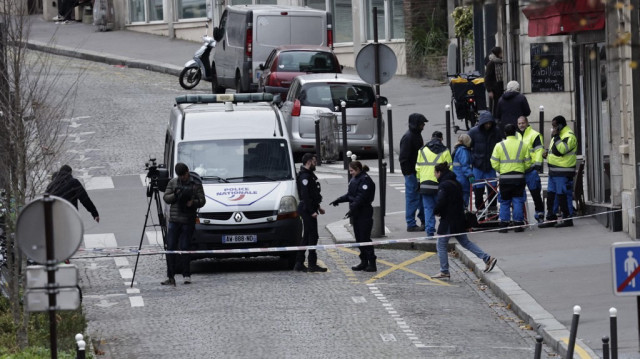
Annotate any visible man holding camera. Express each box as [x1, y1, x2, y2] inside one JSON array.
[[161, 163, 206, 286]]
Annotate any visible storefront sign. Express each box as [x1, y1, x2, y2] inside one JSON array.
[[531, 42, 564, 92]]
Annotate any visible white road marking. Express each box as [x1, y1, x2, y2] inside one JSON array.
[[84, 176, 114, 190], [83, 233, 117, 248], [370, 285, 426, 348], [140, 174, 148, 187], [351, 296, 367, 303], [119, 268, 133, 279], [126, 288, 140, 294], [114, 257, 129, 267], [315, 173, 343, 179], [146, 231, 164, 246], [129, 296, 144, 307]]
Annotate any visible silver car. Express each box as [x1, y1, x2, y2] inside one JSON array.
[[280, 73, 386, 159]]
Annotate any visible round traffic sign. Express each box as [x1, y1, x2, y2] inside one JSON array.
[[16, 196, 84, 264], [355, 43, 397, 85]]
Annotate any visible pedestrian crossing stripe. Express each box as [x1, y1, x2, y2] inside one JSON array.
[[83, 233, 118, 248], [84, 176, 115, 190]]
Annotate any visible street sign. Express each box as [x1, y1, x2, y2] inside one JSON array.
[[612, 242, 640, 296], [25, 287, 80, 312], [26, 264, 78, 288], [355, 43, 397, 85], [16, 196, 83, 264]]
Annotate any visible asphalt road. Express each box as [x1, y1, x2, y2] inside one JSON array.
[[42, 53, 558, 358]]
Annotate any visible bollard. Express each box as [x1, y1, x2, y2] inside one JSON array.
[[610, 307, 618, 359], [533, 335, 543, 359], [314, 119, 322, 165], [445, 104, 451, 153], [381, 162, 387, 216], [566, 305, 581, 359], [77, 340, 86, 359], [75, 333, 85, 359], [346, 151, 353, 182], [387, 104, 394, 173], [341, 100, 348, 170], [602, 336, 610, 359], [539, 105, 545, 174]]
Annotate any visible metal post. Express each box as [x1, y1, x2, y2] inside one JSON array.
[[341, 100, 348, 170], [44, 194, 58, 359], [539, 105, 544, 174], [315, 119, 322, 165], [75, 334, 85, 359], [631, 0, 640, 239], [381, 162, 387, 220], [445, 104, 452, 153], [372, 7, 385, 239], [610, 307, 618, 359], [346, 151, 353, 182], [387, 104, 394, 173], [533, 335, 543, 359], [566, 305, 581, 359], [603, 336, 610, 359]]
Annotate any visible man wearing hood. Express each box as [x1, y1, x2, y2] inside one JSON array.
[[416, 131, 452, 237], [485, 47, 504, 115], [468, 111, 501, 212], [399, 113, 427, 232], [46, 164, 100, 222], [495, 80, 531, 137]]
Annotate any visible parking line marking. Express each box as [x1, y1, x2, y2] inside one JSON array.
[[114, 257, 129, 267], [119, 268, 133, 279], [365, 252, 433, 284], [129, 296, 144, 307], [146, 231, 164, 246], [337, 247, 450, 285], [560, 338, 593, 359]]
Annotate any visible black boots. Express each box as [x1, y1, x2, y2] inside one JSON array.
[[351, 260, 367, 271], [364, 257, 377, 272], [513, 221, 525, 232], [498, 222, 509, 233]]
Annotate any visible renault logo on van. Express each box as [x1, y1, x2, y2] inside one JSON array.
[[234, 212, 243, 222]]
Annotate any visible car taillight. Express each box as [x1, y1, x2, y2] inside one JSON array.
[[245, 29, 252, 57], [292, 99, 301, 117], [327, 29, 333, 48], [467, 98, 475, 103], [373, 102, 377, 118]]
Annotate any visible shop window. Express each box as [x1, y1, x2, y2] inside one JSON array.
[[129, 0, 163, 22], [178, 0, 206, 19], [365, 0, 404, 40]]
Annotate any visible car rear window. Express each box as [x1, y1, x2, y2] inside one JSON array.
[[300, 83, 374, 109], [277, 51, 336, 73]]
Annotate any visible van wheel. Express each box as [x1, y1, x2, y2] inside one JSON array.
[[211, 72, 225, 94], [235, 75, 244, 93]]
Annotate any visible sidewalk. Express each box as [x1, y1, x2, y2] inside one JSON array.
[[24, 14, 637, 359]]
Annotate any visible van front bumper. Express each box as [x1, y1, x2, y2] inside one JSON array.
[[191, 217, 302, 258]]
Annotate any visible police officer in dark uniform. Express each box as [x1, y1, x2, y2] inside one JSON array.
[[295, 153, 327, 272], [330, 161, 377, 272]]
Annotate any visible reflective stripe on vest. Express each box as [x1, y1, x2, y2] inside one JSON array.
[[499, 173, 525, 180], [499, 141, 524, 164], [416, 150, 443, 166]]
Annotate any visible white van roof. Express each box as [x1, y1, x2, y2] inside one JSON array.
[[227, 4, 327, 14], [181, 106, 283, 141]]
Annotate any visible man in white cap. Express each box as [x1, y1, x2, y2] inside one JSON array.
[[495, 80, 531, 138]]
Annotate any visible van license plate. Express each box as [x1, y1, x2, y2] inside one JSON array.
[[223, 235, 257, 243], [340, 124, 352, 132]]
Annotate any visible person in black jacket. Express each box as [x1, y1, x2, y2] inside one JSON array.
[[330, 161, 377, 272], [432, 162, 497, 279], [495, 81, 531, 137], [485, 47, 504, 115], [398, 113, 427, 232], [468, 111, 501, 212], [295, 153, 327, 273], [46, 164, 100, 222]]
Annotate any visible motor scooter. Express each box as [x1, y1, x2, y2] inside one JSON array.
[[179, 20, 216, 90]]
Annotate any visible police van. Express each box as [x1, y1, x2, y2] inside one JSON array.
[[163, 93, 301, 267]]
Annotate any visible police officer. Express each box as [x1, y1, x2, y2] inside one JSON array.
[[540, 115, 578, 228], [491, 124, 531, 233], [295, 153, 327, 273], [516, 116, 545, 222], [416, 131, 452, 237], [330, 161, 377, 272]]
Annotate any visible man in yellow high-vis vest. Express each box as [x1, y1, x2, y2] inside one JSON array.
[[491, 124, 531, 233], [517, 116, 545, 223], [416, 131, 452, 237]]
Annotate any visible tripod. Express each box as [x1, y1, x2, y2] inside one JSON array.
[[131, 179, 167, 287]]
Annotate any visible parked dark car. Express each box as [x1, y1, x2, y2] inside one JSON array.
[[257, 45, 342, 95]]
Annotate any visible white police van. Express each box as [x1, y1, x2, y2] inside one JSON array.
[[163, 93, 301, 267]]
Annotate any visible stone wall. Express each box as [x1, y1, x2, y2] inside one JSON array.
[[403, 0, 448, 79]]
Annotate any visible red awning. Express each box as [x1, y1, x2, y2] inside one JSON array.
[[522, 0, 605, 37]]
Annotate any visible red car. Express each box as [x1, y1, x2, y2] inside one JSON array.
[[257, 45, 342, 95]]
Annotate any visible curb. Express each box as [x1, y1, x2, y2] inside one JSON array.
[[25, 40, 183, 77], [325, 220, 599, 358], [456, 246, 599, 359]]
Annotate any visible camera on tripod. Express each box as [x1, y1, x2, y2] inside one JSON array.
[[145, 158, 169, 195]]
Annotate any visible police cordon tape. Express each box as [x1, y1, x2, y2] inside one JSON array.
[[72, 207, 623, 260]]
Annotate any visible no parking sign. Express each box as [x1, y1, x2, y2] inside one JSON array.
[[612, 242, 640, 296]]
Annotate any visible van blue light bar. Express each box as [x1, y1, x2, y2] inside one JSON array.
[[175, 93, 274, 104]]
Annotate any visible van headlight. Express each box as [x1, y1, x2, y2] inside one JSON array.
[[277, 196, 298, 220]]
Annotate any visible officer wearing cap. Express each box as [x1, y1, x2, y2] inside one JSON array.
[[415, 131, 452, 237], [295, 153, 327, 272]]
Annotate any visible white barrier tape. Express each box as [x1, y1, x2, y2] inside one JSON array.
[[72, 207, 623, 260]]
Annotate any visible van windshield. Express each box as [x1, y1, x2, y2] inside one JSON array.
[[177, 139, 292, 182], [300, 83, 374, 110]]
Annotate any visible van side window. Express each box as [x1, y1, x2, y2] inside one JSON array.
[[227, 12, 245, 47], [217, 10, 227, 39]]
